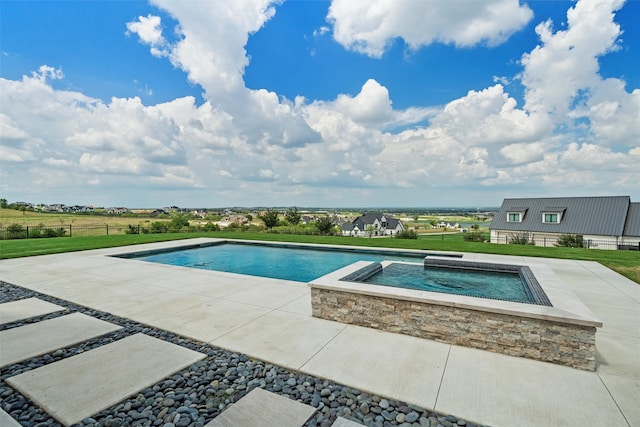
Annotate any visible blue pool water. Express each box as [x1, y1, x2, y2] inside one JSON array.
[[132, 243, 425, 282], [360, 262, 532, 303]]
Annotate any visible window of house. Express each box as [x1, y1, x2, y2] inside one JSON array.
[[543, 213, 560, 223], [507, 212, 521, 222]]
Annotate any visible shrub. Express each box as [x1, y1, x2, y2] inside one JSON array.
[[508, 233, 533, 245], [149, 221, 168, 233], [395, 229, 418, 239], [463, 230, 485, 242], [203, 222, 220, 232], [7, 223, 26, 239], [125, 224, 140, 234], [555, 234, 585, 248]]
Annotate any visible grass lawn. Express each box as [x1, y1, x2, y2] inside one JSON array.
[[1, 231, 638, 284]]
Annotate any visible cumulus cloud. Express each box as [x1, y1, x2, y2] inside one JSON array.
[[126, 14, 168, 57], [328, 0, 533, 57], [520, 0, 625, 117], [333, 79, 394, 125], [1, 0, 638, 206]]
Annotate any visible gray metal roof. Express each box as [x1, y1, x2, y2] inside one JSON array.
[[623, 203, 640, 237], [490, 196, 631, 236]]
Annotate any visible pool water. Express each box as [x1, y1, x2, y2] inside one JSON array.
[[360, 262, 532, 303], [133, 243, 425, 282]]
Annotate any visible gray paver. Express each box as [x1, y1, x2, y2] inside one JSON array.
[[0, 312, 122, 367], [7, 333, 206, 426], [331, 417, 364, 427], [0, 297, 64, 325], [0, 408, 22, 427], [205, 387, 316, 427]]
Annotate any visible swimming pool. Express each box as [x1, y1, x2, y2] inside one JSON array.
[[124, 242, 431, 282]]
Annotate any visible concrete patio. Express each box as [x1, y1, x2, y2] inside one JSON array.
[[0, 238, 638, 426]]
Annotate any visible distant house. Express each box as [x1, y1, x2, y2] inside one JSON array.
[[341, 213, 405, 237], [490, 196, 640, 250], [107, 207, 130, 215]]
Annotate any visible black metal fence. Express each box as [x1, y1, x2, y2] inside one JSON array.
[[0, 224, 154, 240], [490, 235, 640, 251]]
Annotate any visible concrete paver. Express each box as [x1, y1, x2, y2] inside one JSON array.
[[0, 408, 22, 427], [0, 312, 122, 367], [301, 325, 450, 409], [596, 333, 640, 378], [435, 346, 629, 427], [147, 299, 273, 342], [212, 310, 346, 370], [7, 333, 206, 426], [599, 374, 640, 426], [205, 387, 316, 427], [0, 297, 64, 325], [331, 417, 364, 427]]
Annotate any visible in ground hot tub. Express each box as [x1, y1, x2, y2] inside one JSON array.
[[309, 257, 602, 371]]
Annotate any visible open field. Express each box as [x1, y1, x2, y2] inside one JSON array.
[[0, 208, 166, 228], [1, 231, 638, 284]]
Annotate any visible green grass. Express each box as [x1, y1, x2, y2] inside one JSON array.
[[1, 231, 638, 284]]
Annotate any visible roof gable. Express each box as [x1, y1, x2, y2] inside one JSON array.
[[491, 196, 630, 236], [623, 203, 640, 237]]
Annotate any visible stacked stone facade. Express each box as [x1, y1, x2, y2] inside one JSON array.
[[311, 288, 596, 371]]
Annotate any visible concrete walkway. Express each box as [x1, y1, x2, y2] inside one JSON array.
[[1, 238, 638, 426]]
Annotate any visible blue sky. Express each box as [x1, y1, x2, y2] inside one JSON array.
[[1, 0, 638, 208]]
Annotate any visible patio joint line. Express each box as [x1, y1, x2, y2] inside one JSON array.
[[297, 323, 349, 371], [575, 261, 640, 304], [596, 373, 632, 427], [432, 345, 452, 410], [207, 307, 281, 343]]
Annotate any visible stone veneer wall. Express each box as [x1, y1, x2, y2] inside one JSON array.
[[311, 288, 596, 371]]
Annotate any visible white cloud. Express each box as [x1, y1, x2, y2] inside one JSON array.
[[333, 79, 393, 126], [1, 0, 638, 207], [126, 14, 168, 57], [520, 0, 625, 117], [328, 0, 533, 57], [432, 84, 552, 146]]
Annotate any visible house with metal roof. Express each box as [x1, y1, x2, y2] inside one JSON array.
[[490, 196, 640, 250], [341, 213, 405, 237]]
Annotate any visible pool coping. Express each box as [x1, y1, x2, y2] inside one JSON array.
[[309, 257, 602, 328]]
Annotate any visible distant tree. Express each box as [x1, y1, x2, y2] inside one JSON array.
[[259, 210, 279, 230], [429, 219, 438, 227], [365, 225, 376, 237], [169, 213, 191, 230], [245, 214, 253, 222], [285, 207, 301, 226], [413, 215, 419, 222], [471, 223, 480, 230], [0, 198, 7, 209], [315, 216, 336, 235]]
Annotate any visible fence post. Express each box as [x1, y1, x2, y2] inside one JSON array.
[[69, 224, 72, 237], [106, 224, 109, 236]]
